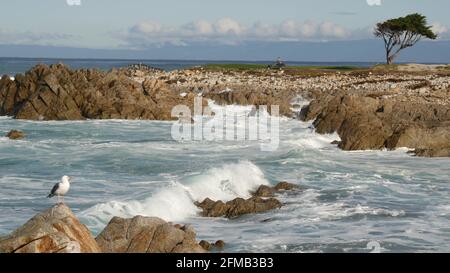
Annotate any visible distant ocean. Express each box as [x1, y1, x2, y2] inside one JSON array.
[[0, 57, 378, 76]]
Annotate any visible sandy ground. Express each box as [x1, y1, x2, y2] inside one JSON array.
[[396, 63, 450, 72]]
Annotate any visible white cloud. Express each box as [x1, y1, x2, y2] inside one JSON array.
[[0, 28, 73, 45], [251, 22, 278, 38], [214, 18, 244, 35], [123, 18, 353, 48], [183, 20, 214, 35], [279, 20, 317, 38], [298, 21, 319, 38], [130, 21, 163, 34], [431, 22, 449, 37], [366, 0, 382, 6], [319, 21, 350, 39]]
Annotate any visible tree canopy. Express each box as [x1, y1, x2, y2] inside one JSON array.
[[374, 13, 437, 64]]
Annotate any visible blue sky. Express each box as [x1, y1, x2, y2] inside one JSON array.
[[0, 0, 448, 49], [0, 0, 449, 61]]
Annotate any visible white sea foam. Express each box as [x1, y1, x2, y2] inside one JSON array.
[[286, 132, 340, 149], [80, 185, 198, 228], [290, 95, 310, 112], [218, 87, 233, 94], [283, 120, 340, 149], [284, 189, 405, 223], [207, 100, 257, 117], [79, 161, 269, 229], [2, 98, 450, 251], [183, 160, 269, 201]]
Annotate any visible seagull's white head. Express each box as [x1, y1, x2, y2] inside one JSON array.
[[62, 175, 72, 184]]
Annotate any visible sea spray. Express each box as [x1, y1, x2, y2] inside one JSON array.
[[79, 161, 269, 231], [2, 109, 449, 252], [171, 98, 280, 151]]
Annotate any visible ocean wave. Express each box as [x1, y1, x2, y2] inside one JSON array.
[[286, 133, 340, 149], [283, 121, 340, 149], [285, 189, 405, 222], [290, 95, 310, 112], [79, 161, 269, 231]]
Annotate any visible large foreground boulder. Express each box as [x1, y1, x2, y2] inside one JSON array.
[[96, 216, 206, 253], [0, 204, 101, 253]]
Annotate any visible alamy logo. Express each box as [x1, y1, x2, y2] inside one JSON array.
[[171, 97, 280, 152], [367, 241, 381, 253], [66, 0, 81, 6], [366, 0, 382, 6]]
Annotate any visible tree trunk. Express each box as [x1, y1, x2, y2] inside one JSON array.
[[387, 55, 393, 65], [388, 51, 401, 65], [386, 49, 392, 65], [386, 52, 393, 65], [387, 48, 403, 65]]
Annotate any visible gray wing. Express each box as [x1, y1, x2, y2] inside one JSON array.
[[48, 183, 60, 197]]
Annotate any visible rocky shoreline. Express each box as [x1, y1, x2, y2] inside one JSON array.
[[0, 64, 204, 121], [300, 88, 450, 157], [0, 182, 298, 253], [1, 63, 449, 156], [136, 65, 450, 157], [0, 204, 206, 253]]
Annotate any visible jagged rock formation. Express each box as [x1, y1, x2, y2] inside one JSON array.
[[0, 64, 203, 121], [301, 89, 450, 157], [196, 197, 283, 218], [253, 182, 300, 197], [0, 204, 210, 253], [195, 182, 299, 218], [120, 64, 164, 78]]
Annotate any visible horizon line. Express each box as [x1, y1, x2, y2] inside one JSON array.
[[1, 57, 448, 66]]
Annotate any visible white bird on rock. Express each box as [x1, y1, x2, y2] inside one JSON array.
[[47, 176, 72, 203]]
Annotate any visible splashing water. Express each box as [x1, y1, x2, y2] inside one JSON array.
[[0, 104, 449, 253]]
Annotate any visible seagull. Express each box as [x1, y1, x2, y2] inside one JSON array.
[[47, 176, 72, 203]]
